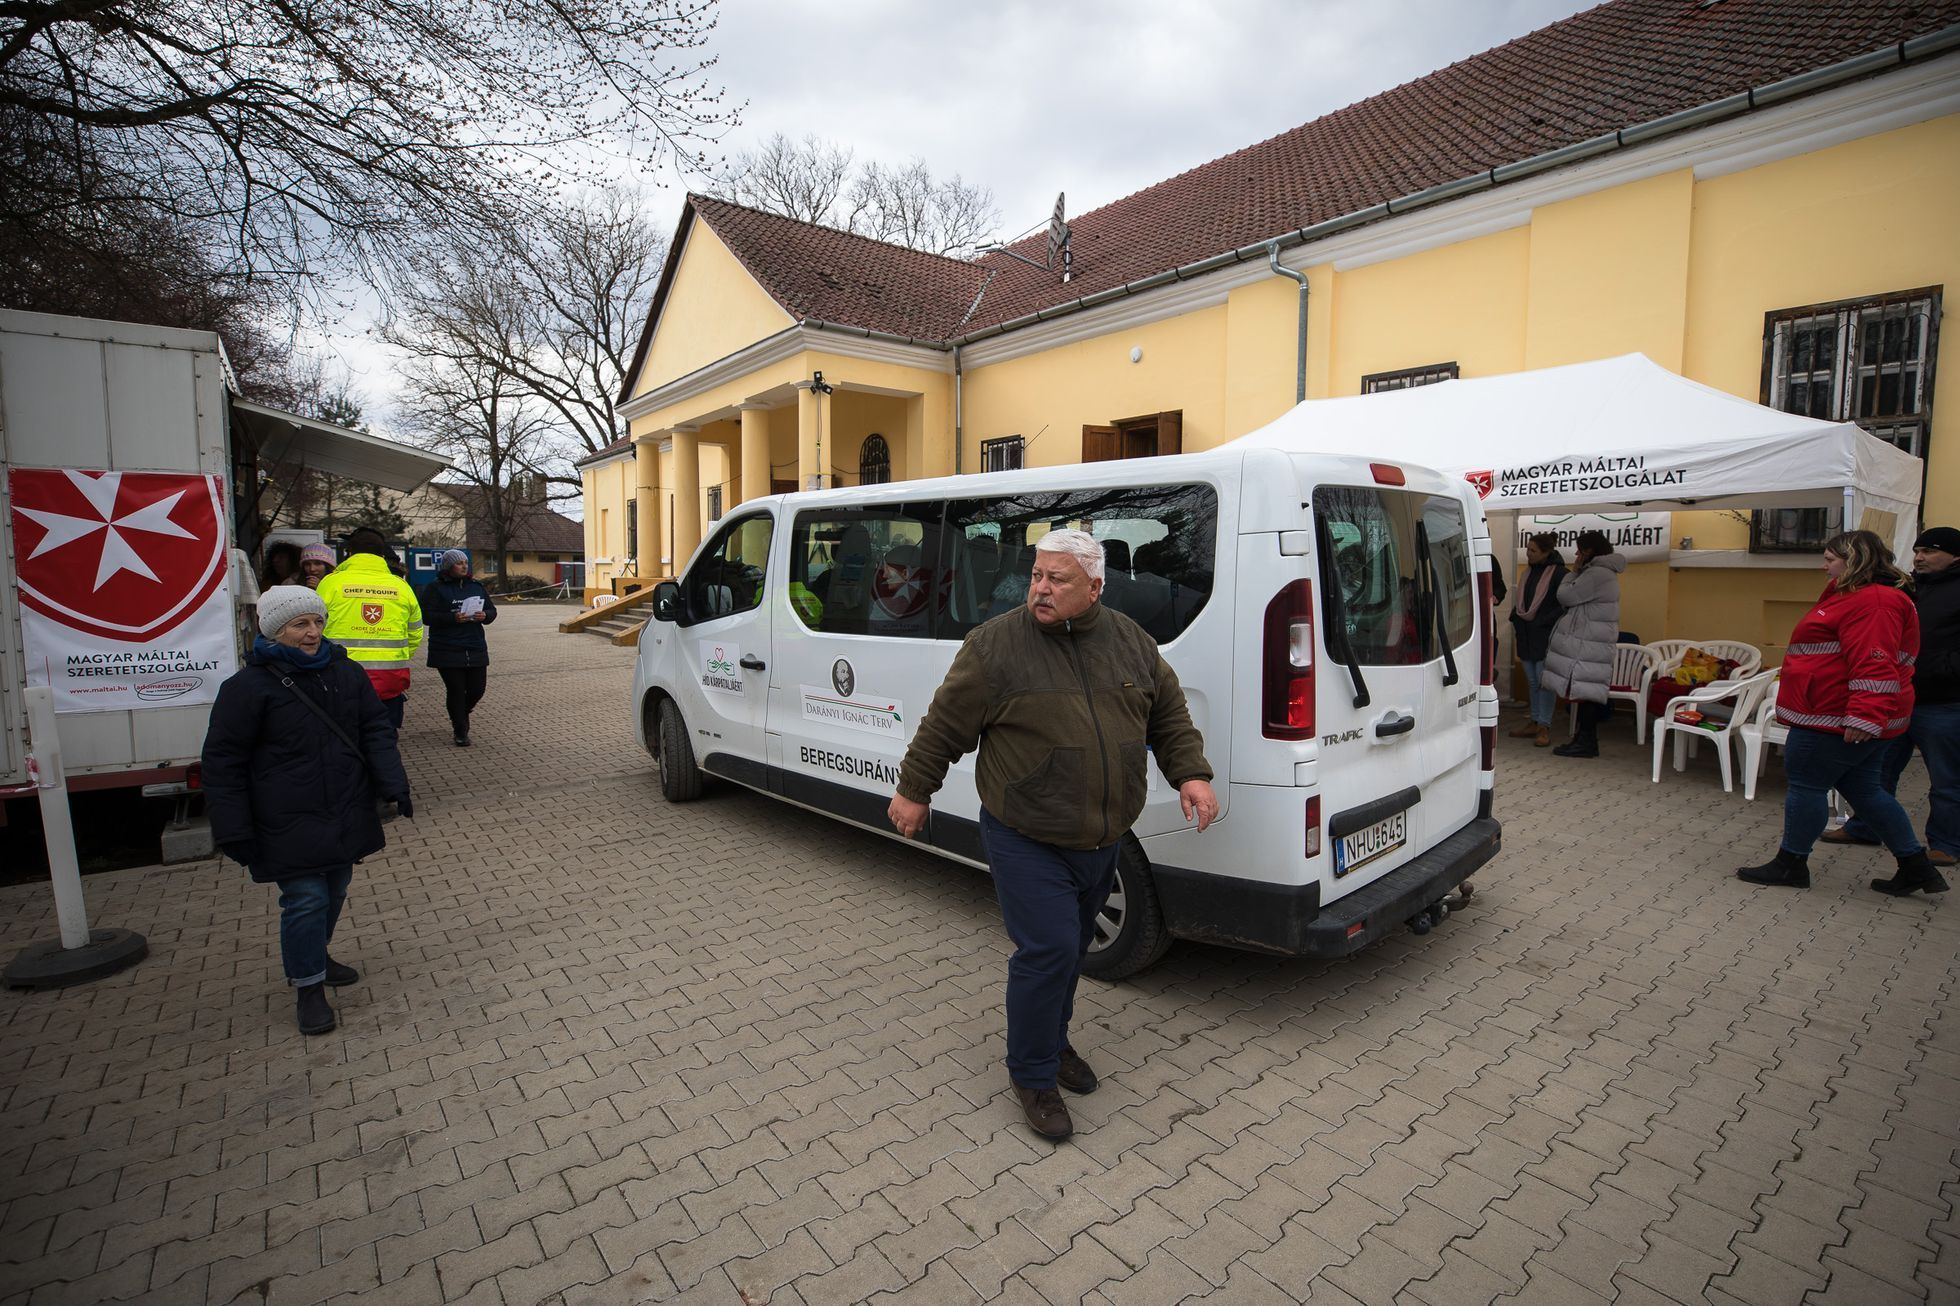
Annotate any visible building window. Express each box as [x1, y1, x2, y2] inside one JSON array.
[[707, 486, 723, 521], [1754, 287, 1941, 551], [1083, 410, 1183, 462], [859, 434, 892, 485], [509, 552, 524, 562], [981, 436, 1024, 472], [624, 499, 638, 562], [1361, 362, 1459, 393]]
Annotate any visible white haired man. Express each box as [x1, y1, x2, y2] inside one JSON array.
[[889, 529, 1219, 1141]]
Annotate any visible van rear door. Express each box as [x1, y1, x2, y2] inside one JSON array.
[[1307, 473, 1482, 902]]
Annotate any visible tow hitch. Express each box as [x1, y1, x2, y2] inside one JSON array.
[[1408, 880, 1475, 935]]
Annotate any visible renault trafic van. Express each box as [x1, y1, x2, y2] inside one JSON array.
[[631, 447, 1500, 978]]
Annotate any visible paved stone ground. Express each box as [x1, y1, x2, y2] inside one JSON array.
[[1, 605, 1955, 1306]]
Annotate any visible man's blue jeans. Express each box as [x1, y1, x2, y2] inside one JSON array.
[[277, 864, 353, 987], [1843, 701, 1960, 856], [1781, 729, 1922, 859], [1521, 659, 1555, 727], [980, 811, 1120, 1091]]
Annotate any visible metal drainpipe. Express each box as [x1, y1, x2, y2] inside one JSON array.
[[954, 345, 964, 474], [1267, 243, 1309, 404]]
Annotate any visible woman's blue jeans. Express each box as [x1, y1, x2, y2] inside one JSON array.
[[277, 865, 352, 987], [1781, 729, 1923, 859], [1521, 659, 1555, 726]]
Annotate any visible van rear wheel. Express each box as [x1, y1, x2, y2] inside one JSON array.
[[654, 700, 703, 802], [1081, 835, 1171, 981]]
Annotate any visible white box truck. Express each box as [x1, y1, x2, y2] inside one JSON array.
[[0, 309, 447, 850]]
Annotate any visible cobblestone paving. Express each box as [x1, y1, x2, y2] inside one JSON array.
[[2, 605, 1955, 1304]]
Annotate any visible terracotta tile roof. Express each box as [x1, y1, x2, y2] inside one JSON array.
[[575, 434, 634, 469], [432, 484, 585, 554], [691, 194, 991, 341], [626, 0, 1958, 381], [962, 0, 1960, 333]]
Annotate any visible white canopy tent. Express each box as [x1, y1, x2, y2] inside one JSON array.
[[1230, 353, 1924, 558]]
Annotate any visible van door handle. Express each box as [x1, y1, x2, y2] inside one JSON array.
[[740, 655, 766, 670], [1374, 712, 1415, 737]]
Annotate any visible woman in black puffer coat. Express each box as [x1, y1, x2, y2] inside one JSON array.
[[1506, 532, 1566, 748], [418, 548, 498, 747], [201, 585, 411, 1036]]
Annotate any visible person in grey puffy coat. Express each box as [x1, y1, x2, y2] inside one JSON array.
[[1543, 531, 1627, 757]]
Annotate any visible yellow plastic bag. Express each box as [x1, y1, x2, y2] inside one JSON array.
[[1673, 649, 1721, 686]]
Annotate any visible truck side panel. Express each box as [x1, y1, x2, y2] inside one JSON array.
[[0, 316, 232, 787]]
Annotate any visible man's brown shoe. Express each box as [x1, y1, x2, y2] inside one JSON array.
[[1533, 726, 1552, 747], [1014, 1086, 1073, 1140], [1057, 1047, 1099, 1094], [1507, 722, 1538, 738], [1820, 826, 1881, 846], [1929, 849, 1956, 867]]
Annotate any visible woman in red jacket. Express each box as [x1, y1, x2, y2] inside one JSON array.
[[1739, 531, 1941, 893]]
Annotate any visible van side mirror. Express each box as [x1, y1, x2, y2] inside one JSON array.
[[652, 580, 681, 623]]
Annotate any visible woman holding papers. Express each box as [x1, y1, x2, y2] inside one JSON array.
[[419, 548, 498, 747]]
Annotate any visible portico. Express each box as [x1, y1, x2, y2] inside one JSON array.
[[616, 345, 953, 580]]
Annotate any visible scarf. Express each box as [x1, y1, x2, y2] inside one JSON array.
[[253, 635, 335, 672], [1515, 563, 1558, 621]]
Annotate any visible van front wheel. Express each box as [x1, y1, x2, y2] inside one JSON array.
[[654, 700, 703, 802], [1081, 835, 1171, 981]]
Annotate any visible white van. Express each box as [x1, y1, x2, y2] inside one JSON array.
[[630, 446, 1501, 978]]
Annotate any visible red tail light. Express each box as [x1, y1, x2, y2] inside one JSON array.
[[1477, 568, 1495, 687], [186, 764, 203, 791], [1305, 795, 1322, 859], [1369, 462, 1406, 485], [1262, 579, 1316, 740], [1480, 725, 1496, 771]]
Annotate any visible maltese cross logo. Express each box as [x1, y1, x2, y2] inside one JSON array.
[[10, 469, 227, 642]]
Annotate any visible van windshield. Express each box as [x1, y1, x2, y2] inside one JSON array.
[[1313, 486, 1473, 666]]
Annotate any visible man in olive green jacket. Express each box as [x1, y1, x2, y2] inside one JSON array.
[[890, 529, 1218, 1141]]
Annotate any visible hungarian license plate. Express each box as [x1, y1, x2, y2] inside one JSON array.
[[1336, 810, 1406, 878]]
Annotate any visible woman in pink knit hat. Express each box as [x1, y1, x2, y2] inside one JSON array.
[[298, 543, 336, 589]]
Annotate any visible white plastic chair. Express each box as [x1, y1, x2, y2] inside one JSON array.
[[1567, 644, 1659, 742], [1650, 670, 1778, 793], [1738, 677, 1788, 801], [1637, 640, 1764, 745]]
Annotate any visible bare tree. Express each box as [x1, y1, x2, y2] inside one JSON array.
[[716, 133, 1001, 256], [716, 133, 855, 225], [851, 159, 1001, 258], [1, 1, 735, 323], [388, 270, 569, 582], [380, 188, 667, 501]]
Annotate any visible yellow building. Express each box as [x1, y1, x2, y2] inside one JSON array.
[[586, 0, 1960, 654]]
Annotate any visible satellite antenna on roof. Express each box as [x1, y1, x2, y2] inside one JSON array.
[[1046, 193, 1071, 282], [979, 191, 1071, 281]]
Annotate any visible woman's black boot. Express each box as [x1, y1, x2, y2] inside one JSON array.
[[1872, 851, 1950, 897], [296, 982, 337, 1035], [1552, 726, 1598, 758], [1737, 849, 1811, 888]]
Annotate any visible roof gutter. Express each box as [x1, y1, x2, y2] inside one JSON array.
[[917, 27, 1959, 350]]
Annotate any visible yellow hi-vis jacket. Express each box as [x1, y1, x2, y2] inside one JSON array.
[[319, 552, 424, 700]]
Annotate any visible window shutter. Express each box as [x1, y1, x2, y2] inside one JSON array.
[[1155, 410, 1183, 456], [1082, 425, 1119, 462]]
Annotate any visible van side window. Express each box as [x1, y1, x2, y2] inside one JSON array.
[[787, 504, 947, 639], [681, 513, 773, 625], [941, 483, 1218, 642], [1312, 487, 1472, 664]]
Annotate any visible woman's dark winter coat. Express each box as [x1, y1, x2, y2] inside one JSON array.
[[200, 643, 409, 882], [1508, 556, 1566, 662], [419, 576, 498, 668]]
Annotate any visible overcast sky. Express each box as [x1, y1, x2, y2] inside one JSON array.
[[330, 0, 1597, 436]]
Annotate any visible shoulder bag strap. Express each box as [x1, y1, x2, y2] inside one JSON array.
[[262, 665, 380, 785]]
